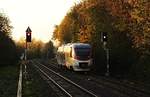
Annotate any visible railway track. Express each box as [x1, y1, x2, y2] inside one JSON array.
[[87, 75, 150, 97], [40, 58, 150, 97], [31, 60, 98, 97]]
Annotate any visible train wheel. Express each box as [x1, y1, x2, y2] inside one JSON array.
[[61, 65, 66, 70], [59, 64, 62, 69], [70, 66, 73, 71]]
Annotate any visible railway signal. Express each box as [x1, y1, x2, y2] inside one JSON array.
[[101, 32, 110, 76], [102, 32, 107, 42], [26, 27, 32, 42], [25, 26, 32, 60]]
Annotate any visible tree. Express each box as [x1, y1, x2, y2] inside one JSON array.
[[0, 13, 12, 36], [0, 13, 18, 66]]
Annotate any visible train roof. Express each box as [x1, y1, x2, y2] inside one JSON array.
[[59, 43, 91, 48], [70, 43, 91, 48]]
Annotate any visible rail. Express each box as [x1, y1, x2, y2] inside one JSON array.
[[33, 60, 98, 97]]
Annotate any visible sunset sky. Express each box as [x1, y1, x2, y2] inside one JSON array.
[[0, 0, 81, 42]]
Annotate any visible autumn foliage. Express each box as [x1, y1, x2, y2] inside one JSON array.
[[53, 0, 150, 80]]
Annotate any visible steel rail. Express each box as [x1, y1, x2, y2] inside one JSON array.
[[89, 75, 150, 97], [33, 63, 73, 97], [35, 61, 98, 97]]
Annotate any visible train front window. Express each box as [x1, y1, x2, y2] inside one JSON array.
[[74, 48, 91, 57]]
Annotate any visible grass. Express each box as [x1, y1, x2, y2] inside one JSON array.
[[0, 64, 19, 97]]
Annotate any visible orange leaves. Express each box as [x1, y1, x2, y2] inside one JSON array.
[[52, 0, 149, 54]]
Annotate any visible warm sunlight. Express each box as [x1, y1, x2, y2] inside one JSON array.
[[0, 0, 81, 43]]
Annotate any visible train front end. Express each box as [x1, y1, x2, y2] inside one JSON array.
[[72, 44, 92, 71]]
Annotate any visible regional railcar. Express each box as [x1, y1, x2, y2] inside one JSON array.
[[56, 43, 92, 71]]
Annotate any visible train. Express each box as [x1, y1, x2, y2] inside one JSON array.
[[56, 43, 92, 71]]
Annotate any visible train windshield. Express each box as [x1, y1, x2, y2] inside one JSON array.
[[74, 47, 91, 60]]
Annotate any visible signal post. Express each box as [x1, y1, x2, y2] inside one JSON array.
[[101, 32, 110, 76], [25, 26, 32, 60]]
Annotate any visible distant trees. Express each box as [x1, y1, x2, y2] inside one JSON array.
[[52, 0, 150, 79], [17, 38, 43, 59], [27, 39, 44, 59], [27, 39, 55, 59], [0, 13, 18, 66], [41, 41, 55, 59], [17, 38, 55, 60]]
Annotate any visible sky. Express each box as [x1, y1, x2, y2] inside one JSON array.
[[0, 0, 81, 43]]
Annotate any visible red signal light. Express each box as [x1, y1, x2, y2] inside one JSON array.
[[27, 33, 31, 36]]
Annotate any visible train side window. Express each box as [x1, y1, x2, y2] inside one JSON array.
[[70, 47, 72, 57]]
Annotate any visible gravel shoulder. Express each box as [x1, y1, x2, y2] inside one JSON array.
[[22, 62, 58, 97]]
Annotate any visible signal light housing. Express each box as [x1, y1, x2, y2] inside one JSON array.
[[26, 32, 31, 42], [102, 32, 107, 42]]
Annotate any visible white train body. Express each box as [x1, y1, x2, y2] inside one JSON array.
[[56, 43, 92, 71]]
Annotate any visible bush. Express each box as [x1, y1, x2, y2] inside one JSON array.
[[0, 32, 18, 66], [130, 55, 150, 82], [108, 31, 138, 76]]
